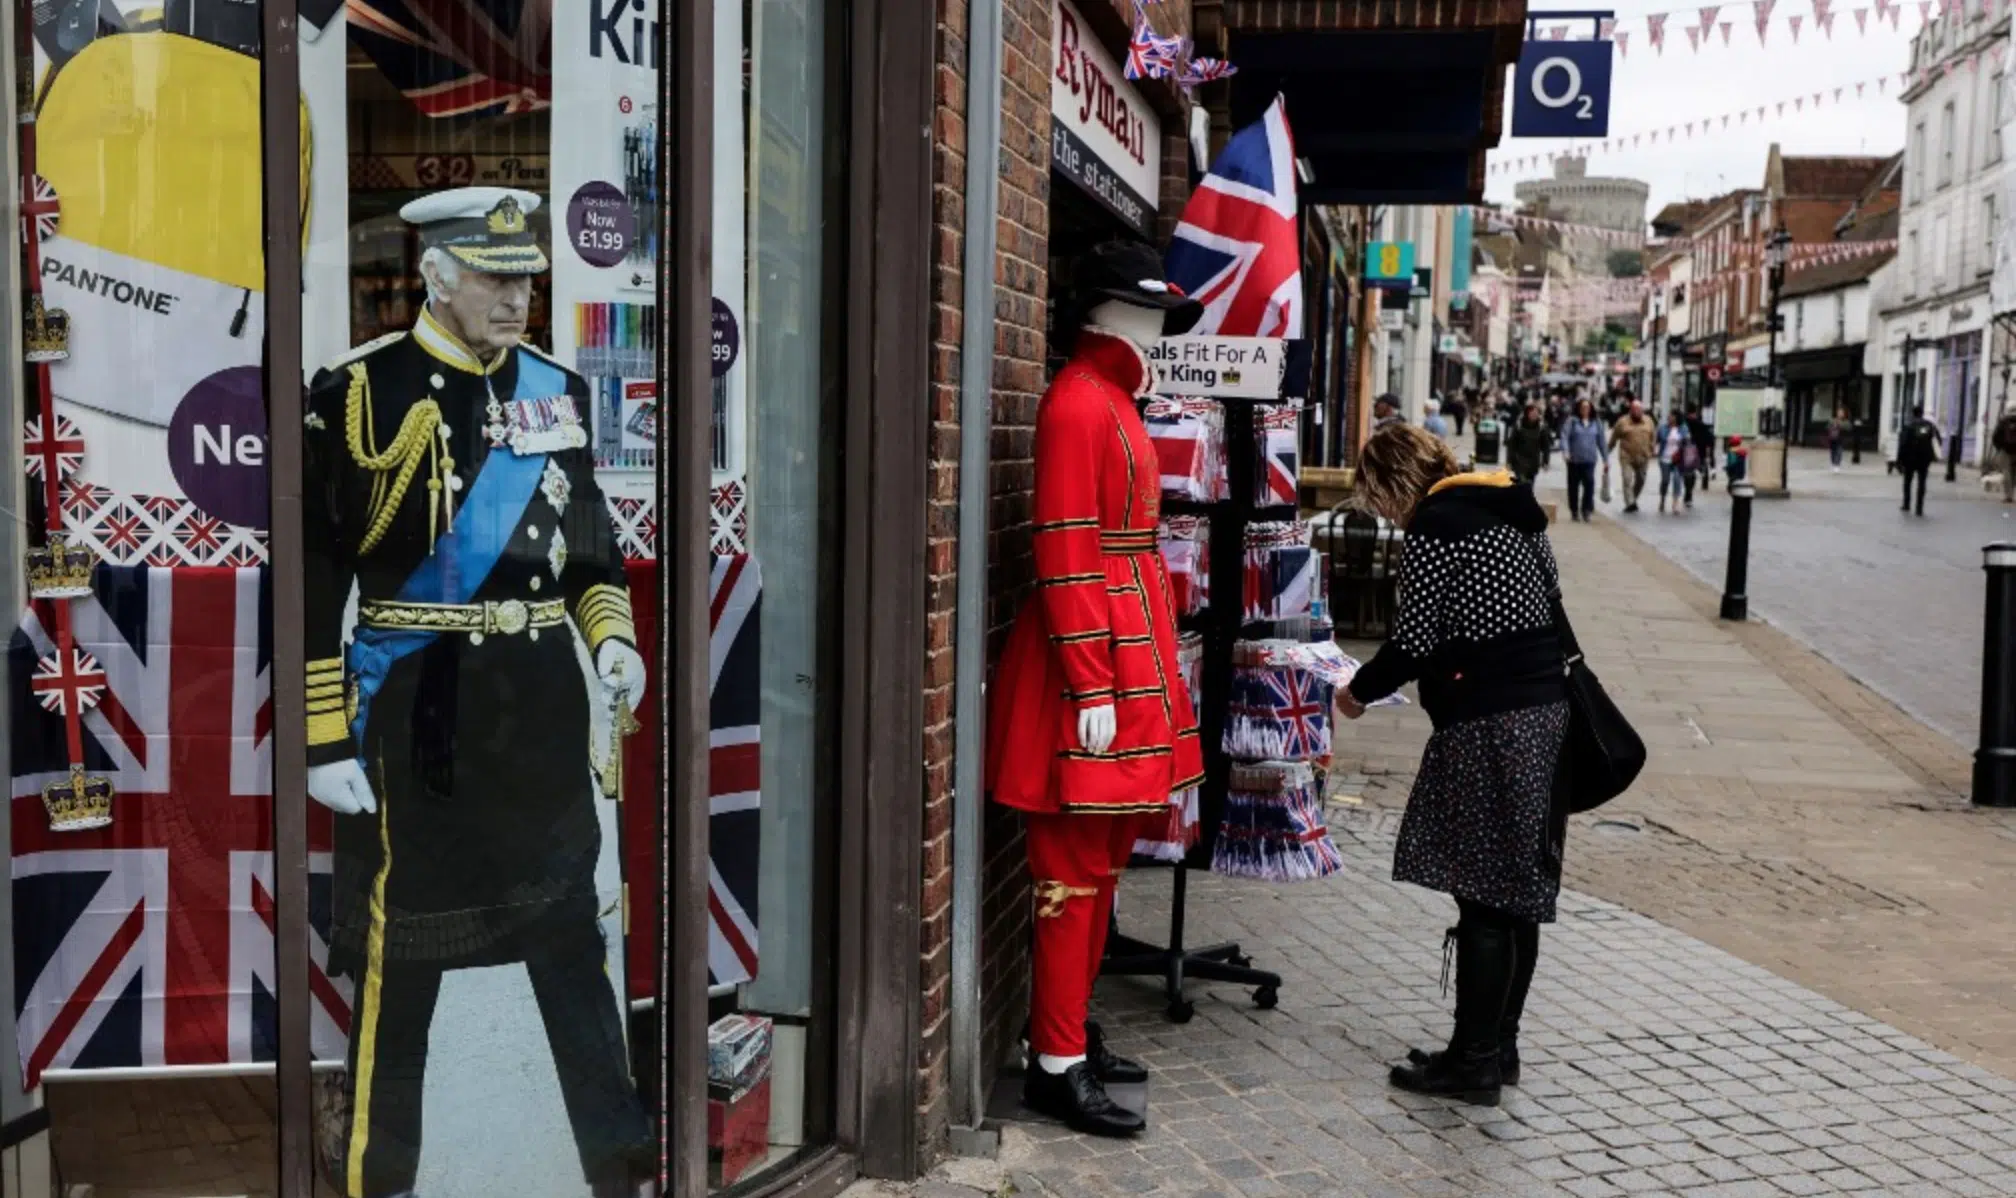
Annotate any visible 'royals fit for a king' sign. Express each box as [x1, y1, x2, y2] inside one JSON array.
[[1051, 0, 1162, 236]]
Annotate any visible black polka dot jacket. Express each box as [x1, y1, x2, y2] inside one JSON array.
[[1347, 474, 1569, 729]]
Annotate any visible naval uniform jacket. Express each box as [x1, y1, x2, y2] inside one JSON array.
[[303, 308, 635, 975], [986, 330, 1203, 816]]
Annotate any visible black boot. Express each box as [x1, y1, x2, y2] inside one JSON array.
[[1085, 1019, 1148, 1084], [1391, 919, 1513, 1105], [1023, 1060, 1146, 1137], [1409, 921, 1532, 1085]]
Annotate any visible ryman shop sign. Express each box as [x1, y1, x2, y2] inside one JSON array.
[[1051, 0, 1161, 235]]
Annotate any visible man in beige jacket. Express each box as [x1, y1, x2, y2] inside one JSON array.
[[1610, 399, 1658, 513]]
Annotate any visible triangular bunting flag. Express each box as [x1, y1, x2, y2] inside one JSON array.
[[1790, 12, 1804, 35], [1616, 29, 1630, 54], [1918, 0, 1932, 21], [1549, 24, 1568, 38], [1721, 19, 1733, 41], [1648, 12, 1669, 49], [1854, 5, 1870, 26], [1698, 3, 1721, 31], [1756, 0, 1780, 37], [1686, 24, 1702, 47], [1599, 17, 1615, 37]]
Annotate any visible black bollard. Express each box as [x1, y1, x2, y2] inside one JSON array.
[[1851, 420, 1863, 465], [1720, 481, 1754, 622], [1976, 543, 2016, 807]]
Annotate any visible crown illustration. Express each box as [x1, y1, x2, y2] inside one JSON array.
[[43, 764, 114, 833], [1221, 366, 1242, 386], [24, 295, 70, 364], [487, 195, 527, 235], [27, 538, 96, 599]]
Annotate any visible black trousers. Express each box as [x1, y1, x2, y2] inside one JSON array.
[[336, 911, 649, 1196], [1903, 465, 1930, 513]]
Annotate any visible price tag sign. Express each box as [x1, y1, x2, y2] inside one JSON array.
[[566, 181, 636, 269], [712, 298, 740, 378]]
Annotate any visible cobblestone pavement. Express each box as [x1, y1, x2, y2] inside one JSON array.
[[1548, 446, 2016, 746], [891, 819, 2016, 1198]]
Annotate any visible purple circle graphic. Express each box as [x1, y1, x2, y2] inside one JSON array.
[[169, 366, 269, 528], [712, 298, 740, 378], [567, 181, 635, 268]]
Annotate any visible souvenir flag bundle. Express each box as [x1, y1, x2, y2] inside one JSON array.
[[1242, 520, 1314, 625], [1222, 638, 1356, 764], [1254, 403, 1301, 508], [1157, 515, 1211, 617], [1211, 760, 1343, 882], [1133, 631, 1207, 862], [1142, 398, 1227, 502]]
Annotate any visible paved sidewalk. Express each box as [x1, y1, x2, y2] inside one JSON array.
[[870, 489, 2016, 1197]]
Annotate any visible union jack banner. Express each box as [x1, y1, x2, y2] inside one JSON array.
[[21, 174, 58, 245], [9, 567, 351, 1087], [1142, 398, 1225, 502], [705, 554, 762, 988], [24, 414, 84, 484], [1124, 16, 1182, 80], [345, 0, 552, 119], [1166, 97, 1303, 338]]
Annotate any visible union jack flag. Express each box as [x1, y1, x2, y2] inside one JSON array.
[[1256, 404, 1299, 508], [346, 0, 552, 119], [9, 568, 350, 1087], [24, 415, 84, 484], [1177, 56, 1237, 86], [1125, 16, 1183, 80], [1258, 665, 1329, 760], [21, 174, 59, 245], [616, 554, 764, 997], [1166, 96, 1304, 338]]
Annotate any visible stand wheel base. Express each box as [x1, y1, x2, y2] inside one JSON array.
[[1227, 952, 1252, 968], [1166, 999, 1195, 1023], [1253, 985, 1279, 1010]]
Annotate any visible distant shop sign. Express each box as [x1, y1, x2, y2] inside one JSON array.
[[1051, 0, 1161, 234], [1365, 241, 1416, 288]]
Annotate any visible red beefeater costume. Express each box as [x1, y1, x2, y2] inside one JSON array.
[[986, 328, 1203, 1059]]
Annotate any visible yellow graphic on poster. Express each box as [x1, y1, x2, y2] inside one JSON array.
[[34, 32, 310, 433]]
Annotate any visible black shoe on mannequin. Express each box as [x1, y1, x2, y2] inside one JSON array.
[[1023, 1061, 1146, 1137], [1408, 919, 1536, 1085], [1085, 1019, 1148, 1084], [1390, 918, 1513, 1105]]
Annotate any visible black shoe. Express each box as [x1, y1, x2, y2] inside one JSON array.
[[1391, 919, 1514, 1106], [1024, 1061, 1146, 1137], [1406, 1042, 1520, 1086], [1086, 1019, 1148, 1085]]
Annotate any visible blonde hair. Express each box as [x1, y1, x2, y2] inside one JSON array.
[[1355, 422, 1460, 526]]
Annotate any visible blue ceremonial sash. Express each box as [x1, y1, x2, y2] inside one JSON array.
[[344, 350, 567, 750]]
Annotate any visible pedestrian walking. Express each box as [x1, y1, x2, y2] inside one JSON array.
[[1896, 403, 1944, 516], [1992, 404, 2016, 504], [1686, 406, 1715, 491], [1424, 399, 1451, 441], [1827, 407, 1850, 472], [1560, 398, 1607, 522], [1336, 423, 1571, 1108], [1610, 399, 1657, 513], [1449, 390, 1471, 437], [1655, 409, 1692, 513], [1507, 402, 1552, 486]]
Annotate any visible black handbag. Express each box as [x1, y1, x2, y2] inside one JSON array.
[[1549, 590, 1646, 814]]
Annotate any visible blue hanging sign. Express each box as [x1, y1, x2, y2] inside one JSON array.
[[1511, 20, 1614, 138]]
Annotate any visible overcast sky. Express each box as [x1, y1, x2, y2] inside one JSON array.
[[1481, 2, 1920, 220]]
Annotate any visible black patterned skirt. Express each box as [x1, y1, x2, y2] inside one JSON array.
[[1392, 701, 1571, 923]]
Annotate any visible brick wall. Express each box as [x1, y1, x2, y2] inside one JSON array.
[[919, 0, 1192, 1159]]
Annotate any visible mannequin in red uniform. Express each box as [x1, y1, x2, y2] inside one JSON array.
[[986, 240, 1204, 1137]]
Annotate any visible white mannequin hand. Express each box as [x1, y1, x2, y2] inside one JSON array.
[[1078, 704, 1117, 754], [307, 759, 377, 815], [596, 640, 647, 713]]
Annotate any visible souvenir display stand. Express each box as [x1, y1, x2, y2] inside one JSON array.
[[1102, 394, 1291, 1022]]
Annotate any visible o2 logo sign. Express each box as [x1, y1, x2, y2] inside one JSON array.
[[1511, 38, 1613, 138]]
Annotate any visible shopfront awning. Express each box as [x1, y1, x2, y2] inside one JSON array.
[[1209, 3, 1521, 204]]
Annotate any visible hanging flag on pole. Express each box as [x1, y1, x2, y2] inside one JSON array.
[[1166, 96, 1303, 339]]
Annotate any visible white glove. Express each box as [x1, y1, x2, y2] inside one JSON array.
[[1077, 704, 1116, 755], [307, 759, 377, 815], [596, 640, 647, 713]]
